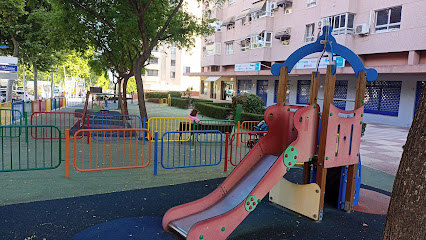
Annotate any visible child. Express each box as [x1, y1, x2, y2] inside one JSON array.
[[188, 109, 202, 123]]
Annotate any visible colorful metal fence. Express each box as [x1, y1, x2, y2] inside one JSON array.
[[228, 131, 268, 167], [91, 114, 143, 140], [0, 125, 62, 172], [147, 117, 192, 142], [66, 129, 151, 178], [30, 112, 85, 139], [0, 109, 24, 126], [158, 130, 223, 172]]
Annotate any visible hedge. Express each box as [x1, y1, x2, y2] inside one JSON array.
[[232, 94, 264, 119], [241, 112, 264, 122], [190, 98, 213, 104], [208, 102, 232, 108], [171, 97, 190, 109], [194, 102, 232, 120], [146, 98, 161, 103], [145, 91, 182, 99]]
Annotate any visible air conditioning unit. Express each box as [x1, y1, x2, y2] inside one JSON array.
[[317, 18, 331, 29], [355, 24, 369, 35]]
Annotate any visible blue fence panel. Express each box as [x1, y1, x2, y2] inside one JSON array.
[[334, 80, 348, 110], [365, 81, 402, 116], [160, 130, 223, 169], [91, 114, 142, 140], [52, 98, 56, 110], [12, 101, 24, 121], [414, 81, 425, 114]]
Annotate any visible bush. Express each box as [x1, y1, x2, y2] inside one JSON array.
[[145, 91, 182, 99], [168, 91, 182, 98], [194, 102, 232, 120], [171, 97, 190, 109], [190, 98, 213, 104], [145, 92, 168, 99], [241, 112, 264, 122], [232, 94, 264, 119], [146, 98, 161, 103], [208, 102, 233, 108]]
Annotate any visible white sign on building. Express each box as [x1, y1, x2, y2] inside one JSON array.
[[295, 56, 345, 69], [235, 62, 261, 72]]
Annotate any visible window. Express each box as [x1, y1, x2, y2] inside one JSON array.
[[249, 1, 275, 21], [170, 71, 175, 78], [171, 43, 176, 54], [211, 66, 220, 72], [297, 80, 311, 104], [365, 81, 402, 116], [305, 23, 315, 42], [323, 13, 355, 35], [296, 80, 347, 107], [307, 0, 317, 8], [240, 39, 250, 52], [284, 6, 292, 14], [274, 80, 290, 103], [204, 42, 221, 56], [226, 42, 234, 54], [237, 80, 252, 94], [375, 6, 402, 33], [201, 80, 208, 95], [148, 57, 158, 64], [147, 69, 159, 76], [414, 81, 425, 114], [171, 60, 176, 66], [251, 32, 272, 49], [183, 66, 191, 73], [228, 0, 236, 6]]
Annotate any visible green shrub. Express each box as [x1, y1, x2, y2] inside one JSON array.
[[190, 98, 213, 104], [168, 91, 182, 98], [241, 112, 264, 122], [146, 98, 161, 103], [208, 102, 232, 108], [232, 94, 264, 119], [145, 92, 168, 99], [194, 102, 232, 120], [171, 97, 190, 109]]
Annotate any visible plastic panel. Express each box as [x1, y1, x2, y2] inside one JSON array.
[[324, 105, 364, 168]]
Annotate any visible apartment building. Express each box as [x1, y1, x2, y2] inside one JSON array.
[[188, 0, 426, 127]]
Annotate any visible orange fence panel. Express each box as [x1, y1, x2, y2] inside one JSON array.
[[67, 128, 151, 176], [228, 131, 268, 167]]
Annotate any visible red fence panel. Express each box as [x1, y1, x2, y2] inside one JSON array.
[[228, 131, 268, 167], [30, 112, 86, 139]]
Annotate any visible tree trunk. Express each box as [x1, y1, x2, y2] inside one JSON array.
[[382, 87, 426, 240], [33, 63, 38, 100], [11, 35, 19, 57], [122, 77, 129, 115], [134, 63, 147, 120]]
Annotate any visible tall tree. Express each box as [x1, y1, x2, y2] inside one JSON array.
[[55, 0, 217, 119], [382, 87, 426, 239]]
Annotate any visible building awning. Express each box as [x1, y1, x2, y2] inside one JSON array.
[[275, 28, 291, 39], [277, 0, 293, 7], [222, 16, 235, 26], [236, 9, 250, 20], [249, 0, 266, 14], [205, 76, 221, 82]]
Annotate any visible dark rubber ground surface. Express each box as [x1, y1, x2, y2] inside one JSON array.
[[0, 169, 388, 240]]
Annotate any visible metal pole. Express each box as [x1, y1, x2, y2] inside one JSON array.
[[154, 131, 158, 175]]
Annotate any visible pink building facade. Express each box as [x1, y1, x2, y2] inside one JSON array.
[[188, 0, 426, 127]]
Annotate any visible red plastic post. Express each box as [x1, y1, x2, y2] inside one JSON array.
[[224, 132, 229, 172]]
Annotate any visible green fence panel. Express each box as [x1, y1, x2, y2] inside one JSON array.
[[0, 125, 62, 172]]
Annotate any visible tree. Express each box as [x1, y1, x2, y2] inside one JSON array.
[[382, 87, 426, 239], [55, 0, 218, 119]]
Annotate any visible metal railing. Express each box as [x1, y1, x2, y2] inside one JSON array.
[[90, 114, 143, 141], [193, 120, 235, 143], [228, 131, 268, 167], [31, 112, 86, 139], [66, 129, 151, 177], [0, 125, 62, 172], [159, 130, 223, 171], [147, 117, 192, 142]]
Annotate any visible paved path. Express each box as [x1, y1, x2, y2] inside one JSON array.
[[360, 123, 408, 175]]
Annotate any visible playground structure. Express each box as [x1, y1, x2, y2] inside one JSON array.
[[162, 26, 378, 239]]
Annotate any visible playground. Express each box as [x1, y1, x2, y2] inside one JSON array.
[[0, 27, 401, 240]]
